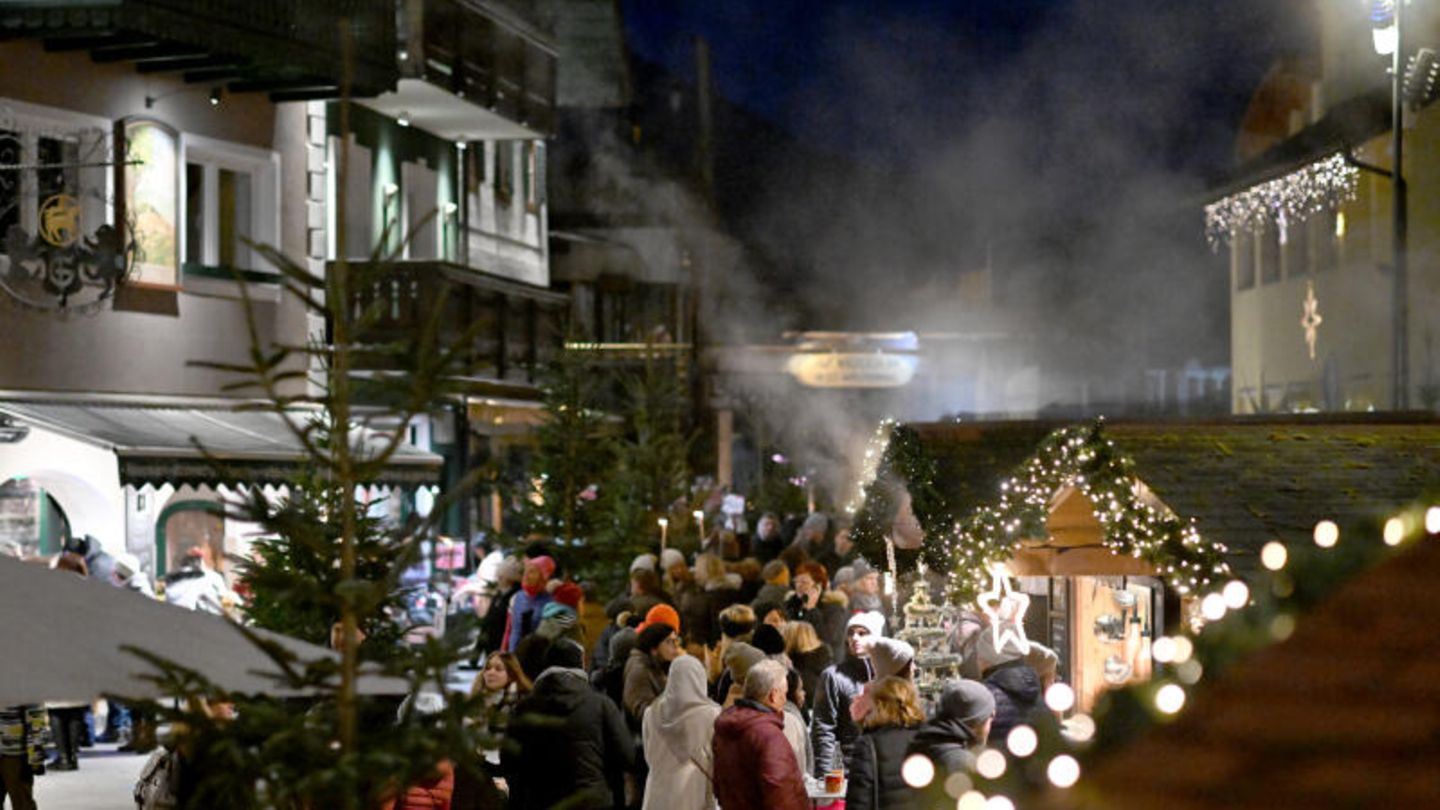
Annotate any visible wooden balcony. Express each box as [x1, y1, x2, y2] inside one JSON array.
[[0, 0, 397, 100], [394, 0, 556, 137], [334, 259, 567, 386]]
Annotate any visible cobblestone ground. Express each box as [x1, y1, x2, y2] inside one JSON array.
[[31, 743, 147, 810]]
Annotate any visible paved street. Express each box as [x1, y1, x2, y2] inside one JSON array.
[[32, 744, 147, 810]]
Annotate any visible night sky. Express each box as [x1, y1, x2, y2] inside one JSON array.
[[622, 0, 1312, 178]]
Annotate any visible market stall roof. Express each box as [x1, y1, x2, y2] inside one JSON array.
[[0, 554, 408, 705], [854, 415, 1440, 584], [1062, 530, 1440, 809], [0, 393, 443, 488]]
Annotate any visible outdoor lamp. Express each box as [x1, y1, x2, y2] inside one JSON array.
[[1371, 0, 1397, 55]]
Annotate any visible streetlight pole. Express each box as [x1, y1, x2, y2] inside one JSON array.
[[1370, 1, 1412, 408], [1390, 1, 1410, 409]]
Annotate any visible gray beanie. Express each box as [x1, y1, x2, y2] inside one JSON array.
[[937, 679, 996, 726], [724, 642, 766, 684], [868, 637, 915, 679]]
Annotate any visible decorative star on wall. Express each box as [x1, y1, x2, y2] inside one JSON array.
[[1301, 281, 1323, 361], [976, 562, 1030, 655]]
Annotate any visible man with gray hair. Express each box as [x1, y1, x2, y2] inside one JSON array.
[[711, 659, 808, 810]]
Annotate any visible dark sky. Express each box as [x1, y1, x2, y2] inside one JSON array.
[[621, 0, 1312, 178]]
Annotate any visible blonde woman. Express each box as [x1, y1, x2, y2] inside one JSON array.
[[844, 676, 925, 810], [781, 621, 832, 711]]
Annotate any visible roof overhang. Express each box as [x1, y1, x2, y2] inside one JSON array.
[[357, 79, 542, 141], [0, 393, 442, 489]]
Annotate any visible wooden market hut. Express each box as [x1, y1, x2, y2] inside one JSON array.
[[852, 414, 1440, 710]]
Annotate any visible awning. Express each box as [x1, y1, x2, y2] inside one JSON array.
[[0, 555, 408, 704], [0, 394, 443, 489]]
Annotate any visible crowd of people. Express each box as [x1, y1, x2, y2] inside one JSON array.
[[452, 510, 1065, 810]]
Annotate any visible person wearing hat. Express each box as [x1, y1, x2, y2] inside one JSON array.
[[848, 637, 916, 724], [716, 642, 765, 706], [846, 558, 886, 618], [905, 679, 996, 806], [475, 556, 523, 662], [502, 556, 555, 652], [810, 610, 884, 778], [504, 639, 634, 809], [623, 622, 683, 807]]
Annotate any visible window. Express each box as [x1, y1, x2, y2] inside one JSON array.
[[1315, 209, 1338, 272], [1260, 224, 1280, 284], [124, 119, 180, 287], [494, 141, 513, 203], [1282, 215, 1308, 277], [1234, 232, 1255, 290], [181, 134, 278, 274]]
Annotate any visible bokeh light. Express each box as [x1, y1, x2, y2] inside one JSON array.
[[1222, 579, 1250, 609], [975, 749, 1007, 780], [1046, 754, 1081, 788], [1313, 519, 1339, 548], [1155, 683, 1186, 714], [901, 753, 935, 788], [1260, 541, 1288, 570], [1383, 517, 1404, 546], [1044, 683, 1075, 713], [1006, 725, 1038, 757], [1200, 592, 1227, 621]]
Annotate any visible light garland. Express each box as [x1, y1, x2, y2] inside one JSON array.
[[938, 421, 1231, 603], [1203, 152, 1358, 248], [846, 416, 897, 516]]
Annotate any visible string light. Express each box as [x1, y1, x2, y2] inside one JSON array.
[[901, 753, 935, 787], [1045, 683, 1076, 713], [1261, 541, 1288, 571], [975, 749, 1007, 780], [1204, 152, 1358, 248], [1006, 725, 1039, 757], [1046, 755, 1081, 789], [1383, 517, 1405, 546], [1155, 684, 1186, 714]]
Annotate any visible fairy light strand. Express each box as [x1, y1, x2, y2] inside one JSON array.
[[1203, 152, 1359, 248]]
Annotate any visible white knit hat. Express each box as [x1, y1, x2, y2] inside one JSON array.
[[659, 548, 685, 571], [846, 610, 886, 637]]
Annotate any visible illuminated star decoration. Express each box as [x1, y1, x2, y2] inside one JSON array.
[[1300, 281, 1323, 361], [976, 563, 1030, 655]]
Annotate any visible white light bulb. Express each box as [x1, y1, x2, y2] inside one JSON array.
[[1222, 580, 1249, 609], [975, 749, 1007, 780], [901, 753, 935, 788], [957, 792, 987, 810], [1171, 636, 1194, 664], [1046, 754, 1081, 789], [985, 797, 1015, 810], [1006, 725, 1038, 757], [1200, 593, 1227, 622], [1044, 682, 1075, 713], [1383, 517, 1404, 546], [1313, 520, 1339, 548], [1152, 636, 1177, 663], [1155, 683, 1186, 714], [1427, 506, 1440, 534], [1260, 541, 1288, 571]]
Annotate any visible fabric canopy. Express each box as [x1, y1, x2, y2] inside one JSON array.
[[0, 395, 443, 488], [0, 555, 407, 705]]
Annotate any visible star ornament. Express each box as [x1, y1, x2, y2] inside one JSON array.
[[976, 563, 1031, 655], [1300, 281, 1323, 361]]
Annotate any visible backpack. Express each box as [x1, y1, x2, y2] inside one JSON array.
[[134, 747, 181, 809]]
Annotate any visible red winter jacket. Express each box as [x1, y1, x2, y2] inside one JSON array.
[[380, 759, 455, 810], [711, 700, 809, 810]]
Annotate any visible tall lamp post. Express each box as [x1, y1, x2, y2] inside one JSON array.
[[1371, 0, 1409, 408]]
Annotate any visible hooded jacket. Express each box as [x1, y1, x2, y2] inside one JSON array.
[[503, 588, 553, 652], [810, 654, 873, 777], [503, 667, 634, 809], [845, 724, 922, 810], [712, 700, 809, 810], [641, 657, 720, 810], [983, 659, 1043, 744]]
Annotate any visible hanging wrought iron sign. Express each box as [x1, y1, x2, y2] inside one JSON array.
[[0, 105, 136, 313]]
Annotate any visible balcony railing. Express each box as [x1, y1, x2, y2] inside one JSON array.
[[0, 0, 397, 98], [335, 260, 566, 385], [403, 0, 556, 134]]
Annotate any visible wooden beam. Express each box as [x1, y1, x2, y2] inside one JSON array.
[[138, 55, 246, 74], [92, 44, 207, 64], [43, 34, 148, 53], [269, 87, 342, 103], [227, 77, 332, 94], [184, 67, 246, 83]]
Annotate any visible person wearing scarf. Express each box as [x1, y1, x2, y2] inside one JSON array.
[[502, 556, 556, 652], [641, 656, 720, 809]]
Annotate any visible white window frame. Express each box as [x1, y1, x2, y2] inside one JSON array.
[[0, 97, 113, 235], [179, 132, 281, 274]]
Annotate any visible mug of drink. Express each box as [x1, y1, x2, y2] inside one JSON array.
[[824, 770, 844, 793]]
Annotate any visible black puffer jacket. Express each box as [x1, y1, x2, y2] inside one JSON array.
[[844, 725, 921, 810], [503, 667, 634, 809], [810, 655, 872, 777], [906, 716, 982, 807], [984, 659, 1043, 744]]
